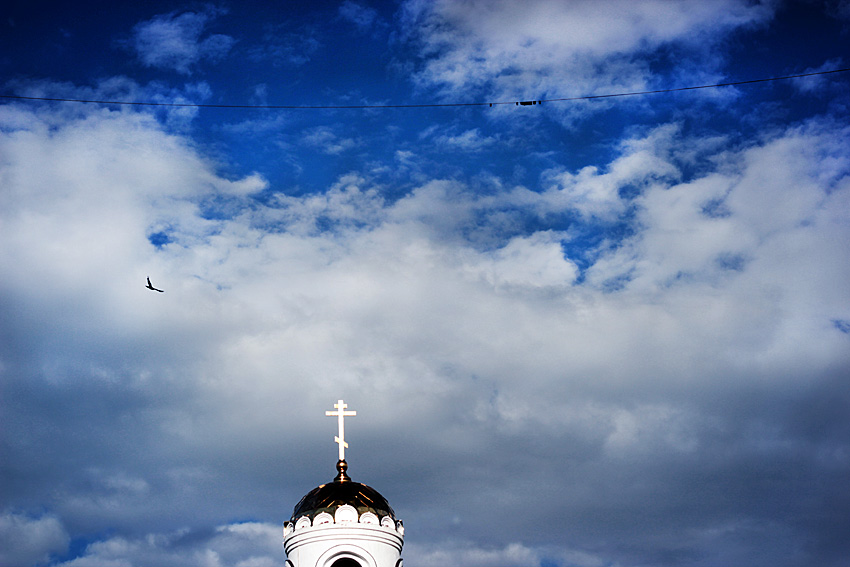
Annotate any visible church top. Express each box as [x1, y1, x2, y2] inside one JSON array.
[[289, 400, 396, 522], [290, 466, 396, 522]]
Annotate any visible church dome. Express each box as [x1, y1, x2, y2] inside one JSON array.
[[291, 460, 395, 522]]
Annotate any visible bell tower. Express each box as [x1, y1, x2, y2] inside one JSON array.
[[284, 400, 404, 567]]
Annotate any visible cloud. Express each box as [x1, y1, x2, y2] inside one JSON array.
[[586, 119, 850, 298], [339, 1, 381, 31], [301, 126, 362, 154], [405, 541, 607, 567], [421, 126, 501, 152], [539, 123, 682, 220], [7, 77, 213, 128], [1, 95, 849, 567], [792, 58, 846, 93], [45, 522, 280, 567], [825, 0, 850, 20], [401, 0, 775, 115], [463, 231, 579, 289], [247, 25, 320, 67], [128, 8, 235, 74], [0, 512, 69, 567]]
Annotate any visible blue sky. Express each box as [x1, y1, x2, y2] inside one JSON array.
[[1, 1, 849, 566]]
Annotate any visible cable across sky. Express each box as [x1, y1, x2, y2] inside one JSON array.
[[1, 67, 848, 110]]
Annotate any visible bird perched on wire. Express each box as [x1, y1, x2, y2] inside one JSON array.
[[145, 277, 164, 293]]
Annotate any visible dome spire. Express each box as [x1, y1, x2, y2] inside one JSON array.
[[326, 399, 356, 480]]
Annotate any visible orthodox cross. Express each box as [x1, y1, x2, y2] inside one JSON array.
[[326, 399, 356, 462]]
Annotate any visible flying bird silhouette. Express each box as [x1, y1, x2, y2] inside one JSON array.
[[145, 277, 164, 293]]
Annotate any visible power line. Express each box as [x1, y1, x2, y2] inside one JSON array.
[[1, 68, 847, 110]]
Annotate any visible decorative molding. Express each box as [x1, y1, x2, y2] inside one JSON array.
[[335, 505, 358, 524], [289, 512, 404, 534]]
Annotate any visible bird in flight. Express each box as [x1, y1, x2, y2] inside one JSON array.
[[145, 277, 164, 293]]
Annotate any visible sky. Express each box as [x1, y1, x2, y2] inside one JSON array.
[[1, 1, 849, 566]]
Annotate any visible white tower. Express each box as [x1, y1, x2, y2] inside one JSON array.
[[284, 400, 404, 567]]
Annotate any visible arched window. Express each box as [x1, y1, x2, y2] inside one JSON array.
[[330, 558, 361, 567]]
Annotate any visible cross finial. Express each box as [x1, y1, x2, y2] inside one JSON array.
[[325, 399, 356, 462]]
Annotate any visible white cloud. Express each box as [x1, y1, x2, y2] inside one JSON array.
[[0, 512, 69, 567], [502, 123, 679, 222], [8, 77, 212, 127], [2, 96, 849, 567], [401, 0, 775, 116], [792, 58, 846, 93], [41, 525, 605, 567], [46, 522, 280, 567], [586, 120, 850, 298], [463, 231, 578, 289], [301, 126, 361, 154], [405, 541, 607, 567], [129, 9, 234, 74], [422, 126, 501, 152]]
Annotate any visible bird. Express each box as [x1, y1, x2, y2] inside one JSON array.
[[145, 277, 164, 293]]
